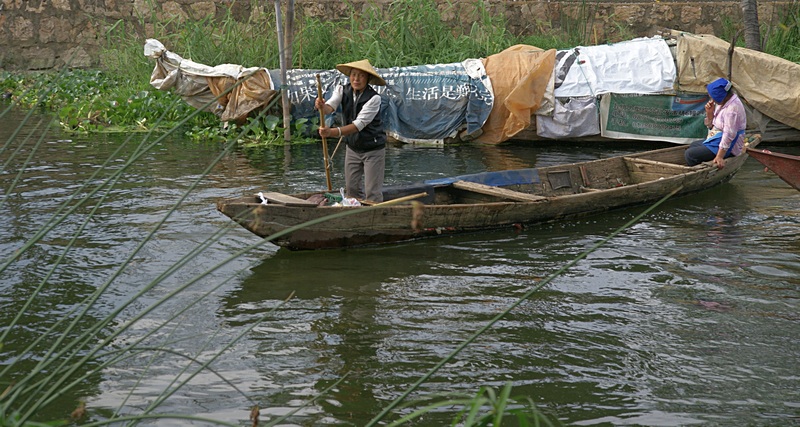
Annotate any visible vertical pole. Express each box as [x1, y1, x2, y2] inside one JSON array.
[[285, 0, 294, 142], [274, 0, 291, 142], [316, 74, 333, 191], [285, 0, 294, 67]]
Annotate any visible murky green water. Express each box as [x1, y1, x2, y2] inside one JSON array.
[[1, 106, 798, 425]]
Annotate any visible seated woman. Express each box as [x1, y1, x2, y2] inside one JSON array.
[[684, 78, 747, 169]]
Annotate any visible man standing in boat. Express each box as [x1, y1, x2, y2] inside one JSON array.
[[315, 59, 387, 203], [684, 77, 747, 169]]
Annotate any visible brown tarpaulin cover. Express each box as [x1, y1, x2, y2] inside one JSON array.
[[205, 71, 278, 123], [675, 32, 800, 130], [476, 45, 556, 144], [147, 38, 278, 123]]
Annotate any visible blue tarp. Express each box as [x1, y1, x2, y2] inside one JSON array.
[[271, 60, 493, 144], [425, 168, 541, 187]]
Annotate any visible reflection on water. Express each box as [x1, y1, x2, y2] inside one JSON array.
[[1, 104, 799, 425]]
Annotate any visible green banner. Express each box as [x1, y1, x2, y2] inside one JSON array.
[[600, 93, 708, 144]]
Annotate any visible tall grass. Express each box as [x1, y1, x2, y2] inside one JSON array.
[[4, 0, 797, 138], [763, 2, 800, 62]]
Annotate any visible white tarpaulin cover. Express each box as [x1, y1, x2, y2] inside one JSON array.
[[536, 96, 599, 139], [553, 37, 677, 98]]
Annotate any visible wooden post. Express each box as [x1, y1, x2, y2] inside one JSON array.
[[274, 0, 291, 142]]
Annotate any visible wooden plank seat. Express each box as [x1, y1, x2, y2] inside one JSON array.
[[452, 180, 547, 202], [260, 192, 319, 207], [623, 157, 694, 171]]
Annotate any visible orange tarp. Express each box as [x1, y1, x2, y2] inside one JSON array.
[[476, 45, 556, 144]]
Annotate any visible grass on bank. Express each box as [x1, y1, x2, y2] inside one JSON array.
[[3, 0, 581, 145]]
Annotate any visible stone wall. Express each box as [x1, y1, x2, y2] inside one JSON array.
[[0, 0, 793, 71]]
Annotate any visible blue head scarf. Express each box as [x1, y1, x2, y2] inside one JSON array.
[[707, 78, 732, 103]]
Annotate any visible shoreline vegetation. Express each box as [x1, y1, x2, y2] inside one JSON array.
[[0, 0, 797, 145]]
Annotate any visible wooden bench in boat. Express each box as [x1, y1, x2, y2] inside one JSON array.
[[623, 157, 694, 172], [452, 180, 547, 202], [260, 192, 319, 207], [622, 157, 695, 183]]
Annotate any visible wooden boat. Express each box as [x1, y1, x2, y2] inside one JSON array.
[[745, 147, 800, 191], [217, 134, 761, 250]]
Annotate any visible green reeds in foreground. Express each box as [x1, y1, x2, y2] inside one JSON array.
[[1, 64, 674, 425], [0, 96, 555, 424]]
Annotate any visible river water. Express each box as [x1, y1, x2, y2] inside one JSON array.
[[1, 105, 798, 426]]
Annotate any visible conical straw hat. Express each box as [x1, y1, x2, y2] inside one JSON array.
[[335, 59, 386, 86]]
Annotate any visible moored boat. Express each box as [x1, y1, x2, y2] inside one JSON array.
[[745, 147, 800, 191], [217, 135, 761, 250]]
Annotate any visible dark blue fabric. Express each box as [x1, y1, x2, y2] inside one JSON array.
[[424, 169, 541, 187], [272, 63, 493, 143], [702, 129, 744, 156], [341, 84, 385, 153], [706, 78, 730, 103]]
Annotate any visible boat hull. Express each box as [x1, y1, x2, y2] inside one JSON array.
[[218, 136, 761, 250], [746, 147, 800, 191]]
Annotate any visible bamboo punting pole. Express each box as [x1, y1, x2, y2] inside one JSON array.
[[316, 74, 333, 191]]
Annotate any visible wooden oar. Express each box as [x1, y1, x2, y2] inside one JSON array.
[[316, 74, 333, 191]]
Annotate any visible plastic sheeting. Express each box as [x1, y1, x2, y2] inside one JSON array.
[[599, 93, 708, 144], [475, 45, 557, 144], [674, 32, 800, 130], [424, 168, 541, 186], [144, 39, 278, 123], [553, 37, 677, 97], [145, 39, 493, 143], [536, 96, 599, 139], [279, 60, 494, 144]]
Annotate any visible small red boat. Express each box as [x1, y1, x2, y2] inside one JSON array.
[[746, 148, 800, 191]]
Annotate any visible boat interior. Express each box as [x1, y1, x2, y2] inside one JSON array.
[[396, 147, 695, 205], [261, 145, 708, 207]]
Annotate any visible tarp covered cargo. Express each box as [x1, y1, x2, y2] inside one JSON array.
[[144, 39, 278, 123], [278, 60, 494, 144], [475, 45, 556, 144], [673, 31, 800, 131], [553, 37, 677, 97], [144, 38, 493, 144], [144, 32, 799, 145]]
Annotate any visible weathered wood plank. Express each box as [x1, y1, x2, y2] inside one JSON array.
[[623, 157, 693, 171], [452, 180, 547, 202], [261, 192, 319, 207]]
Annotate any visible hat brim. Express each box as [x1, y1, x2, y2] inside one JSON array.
[[335, 61, 386, 86]]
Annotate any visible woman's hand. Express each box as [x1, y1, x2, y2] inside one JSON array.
[[713, 154, 726, 170], [704, 100, 714, 114], [318, 126, 342, 139]]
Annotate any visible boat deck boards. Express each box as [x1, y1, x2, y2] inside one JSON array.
[[452, 180, 547, 202], [261, 192, 319, 207]]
